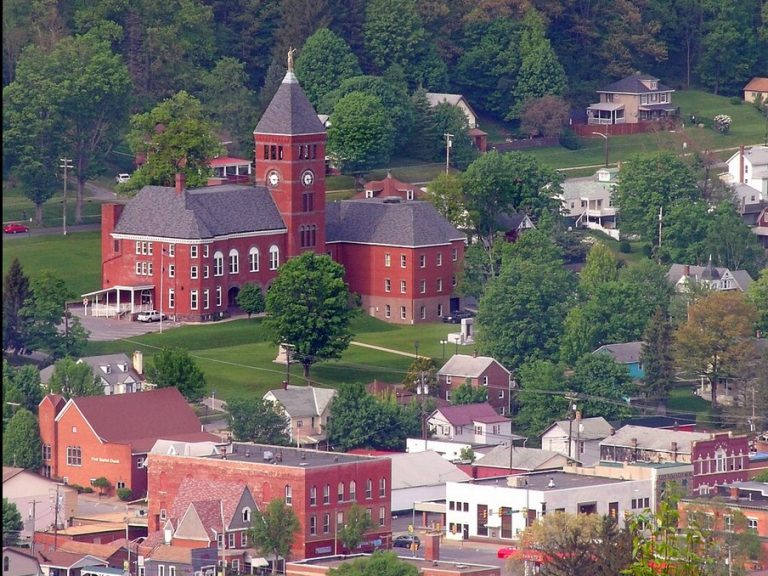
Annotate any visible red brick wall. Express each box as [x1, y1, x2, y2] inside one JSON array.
[[147, 454, 391, 560], [691, 433, 750, 491], [39, 396, 63, 478], [439, 362, 511, 414]]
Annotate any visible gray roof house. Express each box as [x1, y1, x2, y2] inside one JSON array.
[[263, 385, 337, 447], [593, 341, 645, 380], [667, 262, 753, 293], [540, 416, 614, 466], [40, 353, 145, 395]]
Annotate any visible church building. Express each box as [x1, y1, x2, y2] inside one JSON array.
[[95, 62, 465, 324]]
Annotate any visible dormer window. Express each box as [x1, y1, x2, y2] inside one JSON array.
[[118, 363, 127, 372], [242, 507, 251, 523], [102, 365, 111, 374]]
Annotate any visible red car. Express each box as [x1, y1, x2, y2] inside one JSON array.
[[497, 546, 517, 559], [4, 223, 30, 234]]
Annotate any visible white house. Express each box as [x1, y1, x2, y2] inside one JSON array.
[[427, 403, 514, 445], [724, 145, 768, 198], [39, 352, 145, 395], [387, 451, 470, 512], [558, 168, 619, 238], [666, 262, 753, 293], [444, 471, 652, 541], [540, 416, 613, 466], [263, 385, 336, 447], [425, 93, 479, 129]]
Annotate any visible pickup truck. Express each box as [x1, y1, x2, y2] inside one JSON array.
[[136, 310, 166, 323]]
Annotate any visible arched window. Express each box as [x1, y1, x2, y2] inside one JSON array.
[[269, 245, 280, 270], [229, 249, 239, 274], [379, 477, 386, 497], [213, 251, 224, 276], [366, 479, 372, 499], [337, 482, 344, 502], [349, 480, 356, 501], [323, 484, 330, 504], [242, 507, 251, 523], [249, 247, 259, 272], [285, 484, 292, 505], [299, 225, 306, 247], [716, 447, 726, 472]]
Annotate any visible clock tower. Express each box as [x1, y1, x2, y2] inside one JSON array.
[[253, 54, 327, 258]]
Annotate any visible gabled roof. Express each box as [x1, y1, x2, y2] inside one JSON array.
[[666, 263, 753, 291], [58, 388, 216, 453], [388, 451, 470, 489], [264, 385, 336, 418], [169, 477, 253, 529], [601, 425, 711, 453], [597, 73, 673, 94], [2, 466, 24, 482], [113, 185, 285, 240], [726, 145, 768, 168], [438, 354, 509, 378], [431, 403, 508, 426], [78, 353, 140, 389], [145, 545, 193, 563], [254, 71, 326, 136], [363, 172, 417, 197], [744, 77, 768, 92], [35, 550, 107, 570], [424, 93, 478, 119], [177, 499, 223, 541], [476, 445, 569, 471], [593, 342, 643, 364], [325, 199, 465, 247], [543, 416, 614, 441], [494, 212, 534, 231]]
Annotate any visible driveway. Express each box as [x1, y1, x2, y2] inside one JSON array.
[[71, 304, 184, 341]]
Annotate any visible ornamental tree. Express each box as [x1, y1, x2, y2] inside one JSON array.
[[264, 252, 354, 379], [146, 348, 206, 402], [248, 499, 300, 575]]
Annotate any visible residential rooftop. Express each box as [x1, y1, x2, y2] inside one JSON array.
[[202, 443, 378, 468], [468, 470, 628, 490]]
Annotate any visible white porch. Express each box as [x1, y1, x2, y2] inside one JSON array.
[[81, 285, 155, 318]]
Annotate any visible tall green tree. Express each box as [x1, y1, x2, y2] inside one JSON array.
[[295, 28, 361, 107], [745, 268, 768, 336], [675, 291, 758, 408], [329, 551, 419, 576], [227, 398, 290, 445], [402, 356, 437, 393], [236, 283, 265, 319], [338, 503, 373, 553], [3, 258, 30, 353], [3, 361, 42, 415], [452, 383, 488, 405], [579, 242, 619, 298], [48, 358, 102, 399], [570, 354, 634, 421], [559, 307, 599, 367], [248, 498, 300, 575], [2, 498, 23, 546], [146, 348, 206, 402], [326, 91, 394, 174], [515, 360, 569, 439], [508, 10, 566, 120], [2, 408, 42, 469], [703, 201, 766, 277], [641, 308, 676, 402], [125, 91, 222, 191], [265, 252, 354, 379], [20, 273, 89, 359], [432, 102, 477, 171], [405, 88, 440, 162], [614, 151, 699, 252], [424, 172, 468, 231]]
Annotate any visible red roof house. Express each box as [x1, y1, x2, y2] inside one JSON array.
[[38, 387, 220, 497]]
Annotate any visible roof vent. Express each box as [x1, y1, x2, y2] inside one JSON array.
[[263, 450, 273, 461], [547, 478, 556, 488], [383, 196, 401, 204]]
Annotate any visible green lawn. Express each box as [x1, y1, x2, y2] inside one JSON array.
[[667, 386, 712, 426], [2, 180, 104, 228]]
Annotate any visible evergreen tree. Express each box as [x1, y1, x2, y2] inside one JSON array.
[[2, 258, 29, 353], [641, 308, 675, 402]]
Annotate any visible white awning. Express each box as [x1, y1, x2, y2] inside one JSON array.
[[250, 558, 268, 568], [587, 103, 625, 111], [82, 284, 154, 298]]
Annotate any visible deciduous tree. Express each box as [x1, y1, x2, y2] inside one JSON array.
[[48, 358, 103, 399], [515, 360, 568, 439], [579, 242, 618, 298], [146, 348, 206, 402], [2, 408, 42, 470], [402, 356, 437, 393], [675, 291, 757, 408], [338, 503, 373, 553], [329, 551, 418, 576], [452, 383, 488, 405], [264, 252, 354, 379], [248, 498, 300, 575], [520, 95, 570, 138], [424, 172, 468, 231], [227, 398, 290, 445], [236, 283, 265, 318], [571, 354, 634, 421], [746, 268, 768, 336], [3, 361, 42, 417], [295, 28, 361, 107], [2, 498, 23, 546]]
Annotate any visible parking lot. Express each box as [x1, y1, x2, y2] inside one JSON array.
[[71, 304, 183, 341]]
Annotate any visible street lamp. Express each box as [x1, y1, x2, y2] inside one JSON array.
[[444, 133, 454, 174], [440, 339, 447, 361], [591, 131, 609, 166]]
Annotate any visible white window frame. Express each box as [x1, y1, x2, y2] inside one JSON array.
[[285, 484, 292, 505], [190, 266, 198, 279], [400, 280, 406, 293], [249, 247, 259, 272], [400, 254, 407, 268], [229, 249, 239, 274], [190, 245, 198, 259], [385, 305, 391, 318], [168, 264, 175, 278], [216, 287, 222, 307], [190, 290, 198, 310], [213, 252, 224, 276], [384, 253, 391, 267], [269, 246, 279, 270], [168, 288, 175, 309], [400, 306, 406, 320]]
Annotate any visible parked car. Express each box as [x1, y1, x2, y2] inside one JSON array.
[[392, 535, 420, 549], [497, 546, 517, 559], [441, 309, 475, 324], [4, 223, 30, 234], [115, 173, 131, 184], [137, 310, 166, 323]]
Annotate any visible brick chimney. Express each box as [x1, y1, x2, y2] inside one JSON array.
[[739, 145, 745, 184], [683, 264, 690, 276], [423, 533, 440, 562], [175, 172, 185, 195]]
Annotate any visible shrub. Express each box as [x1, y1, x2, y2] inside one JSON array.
[[713, 114, 732, 134], [559, 128, 581, 150], [619, 240, 632, 253], [642, 244, 653, 257], [117, 488, 133, 501], [729, 96, 742, 105]]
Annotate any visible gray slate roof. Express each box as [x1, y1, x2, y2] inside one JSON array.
[[598, 73, 673, 94], [666, 263, 753, 291], [545, 416, 614, 441], [79, 353, 140, 389], [438, 354, 509, 378], [264, 385, 336, 418], [477, 445, 569, 471], [600, 425, 711, 453], [326, 199, 466, 247], [593, 342, 643, 364], [254, 71, 326, 135], [114, 185, 285, 239]]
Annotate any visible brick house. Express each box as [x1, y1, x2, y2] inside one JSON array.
[[38, 388, 220, 497], [437, 354, 513, 415], [146, 444, 392, 561], [691, 432, 751, 495], [92, 62, 464, 324], [427, 403, 513, 445]]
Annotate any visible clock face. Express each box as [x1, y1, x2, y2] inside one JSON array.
[[267, 170, 280, 187], [302, 170, 314, 187]]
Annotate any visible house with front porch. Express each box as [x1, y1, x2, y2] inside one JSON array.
[[558, 167, 619, 238], [437, 354, 514, 415], [587, 73, 677, 125]]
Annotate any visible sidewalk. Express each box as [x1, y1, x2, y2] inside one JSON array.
[[350, 341, 418, 358]]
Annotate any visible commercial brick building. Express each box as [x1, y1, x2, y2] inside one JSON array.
[[146, 444, 392, 561], [92, 61, 464, 324], [38, 388, 220, 497]]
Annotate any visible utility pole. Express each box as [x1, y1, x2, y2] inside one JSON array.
[[60, 158, 73, 236], [565, 393, 578, 459], [50, 485, 61, 550], [444, 133, 454, 174], [28, 499, 41, 556], [657, 206, 663, 264]]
